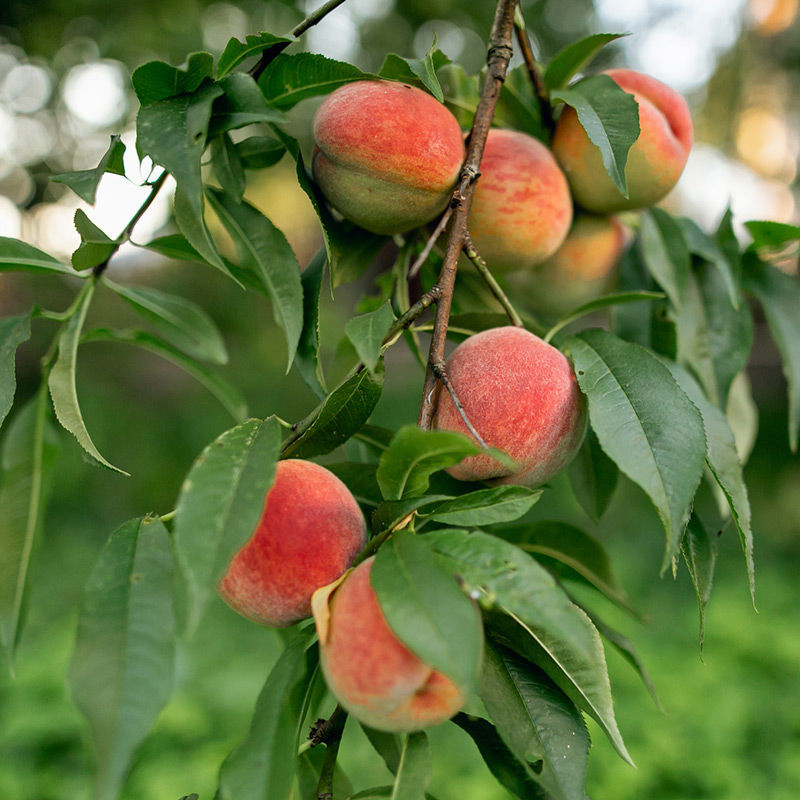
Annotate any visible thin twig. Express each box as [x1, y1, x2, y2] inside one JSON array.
[[462, 233, 523, 327], [381, 285, 442, 348], [417, 0, 519, 430], [407, 206, 454, 280], [315, 706, 348, 800], [431, 358, 488, 448], [513, 10, 554, 135], [250, 0, 349, 80]]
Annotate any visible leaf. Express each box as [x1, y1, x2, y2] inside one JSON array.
[[172, 417, 281, 633], [173, 187, 231, 277], [545, 33, 627, 90], [69, 516, 175, 800], [298, 747, 354, 800], [662, 360, 754, 605], [295, 249, 327, 398], [480, 641, 590, 800], [565, 329, 706, 570], [281, 364, 384, 459], [639, 208, 691, 311], [257, 52, 371, 109], [0, 392, 59, 664], [423, 486, 542, 527], [453, 714, 549, 800], [551, 75, 640, 196], [376, 426, 480, 500], [206, 187, 303, 370], [568, 426, 619, 522], [82, 327, 247, 422], [715, 208, 742, 304], [48, 283, 127, 474], [438, 63, 480, 128], [745, 219, 800, 250], [216, 629, 316, 800], [103, 278, 228, 364], [378, 41, 450, 102], [390, 732, 431, 800], [371, 495, 451, 536], [208, 73, 288, 137], [675, 261, 753, 408], [211, 134, 245, 202], [494, 65, 546, 140], [361, 725, 403, 774], [0, 313, 31, 431], [678, 215, 740, 308], [372, 532, 483, 697], [236, 135, 286, 170], [0, 237, 75, 275], [131, 52, 214, 105], [71, 210, 118, 271], [216, 31, 293, 78], [681, 514, 718, 651], [137, 83, 226, 273], [744, 260, 800, 451], [52, 135, 126, 204], [428, 528, 631, 764], [345, 302, 395, 372]]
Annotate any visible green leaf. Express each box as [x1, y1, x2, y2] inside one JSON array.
[[0, 313, 31, 431], [545, 33, 627, 90], [52, 135, 126, 204], [216, 31, 293, 78], [480, 641, 589, 800], [371, 495, 451, 536], [257, 52, 371, 109], [429, 528, 631, 764], [48, 283, 127, 474], [295, 249, 327, 398], [274, 128, 386, 289], [361, 725, 403, 774], [662, 360, 754, 605], [216, 629, 316, 800], [131, 52, 214, 105], [390, 732, 431, 800], [103, 278, 228, 364], [567, 426, 619, 522], [438, 63, 480, 128], [675, 261, 753, 408], [424, 486, 542, 527], [378, 41, 450, 102], [298, 747, 354, 800], [208, 73, 287, 137], [453, 714, 549, 800], [551, 75, 640, 196], [236, 136, 286, 170], [82, 327, 246, 422], [137, 83, 226, 273], [494, 65, 546, 140], [71, 210, 118, 271], [345, 302, 395, 372], [172, 417, 281, 633], [281, 364, 384, 459], [376, 426, 480, 500], [69, 516, 174, 800], [678, 215, 740, 309], [715, 209, 742, 304], [565, 329, 706, 570], [206, 187, 303, 370], [744, 219, 800, 250], [173, 187, 232, 277], [681, 514, 718, 651], [372, 532, 483, 697], [0, 392, 59, 664], [0, 237, 75, 275], [639, 208, 691, 311], [211, 134, 246, 202], [744, 261, 800, 451], [141, 234, 207, 264]]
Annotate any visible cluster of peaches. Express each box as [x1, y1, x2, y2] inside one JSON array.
[[218, 69, 694, 733]]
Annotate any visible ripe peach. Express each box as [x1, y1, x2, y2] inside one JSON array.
[[433, 326, 586, 485], [218, 459, 367, 628], [314, 557, 465, 732], [466, 128, 572, 272], [551, 69, 693, 213], [312, 80, 465, 235], [526, 214, 629, 313]]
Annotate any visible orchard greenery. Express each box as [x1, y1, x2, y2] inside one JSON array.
[[1, 0, 799, 799]]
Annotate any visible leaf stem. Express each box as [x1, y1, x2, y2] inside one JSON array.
[[462, 234, 523, 327]]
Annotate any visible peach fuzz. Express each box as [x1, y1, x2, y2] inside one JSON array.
[[312, 80, 465, 235], [433, 327, 586, 485], [218, 459, 366, 628], [466, 128, 572, 273], [551, 68, 693, 213], [314, 557, 465, 732]]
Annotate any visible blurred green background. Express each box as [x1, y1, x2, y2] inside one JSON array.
[[1, 0, 799, 798]]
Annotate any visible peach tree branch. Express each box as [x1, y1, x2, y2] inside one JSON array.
[[462, 233, 524, 327]]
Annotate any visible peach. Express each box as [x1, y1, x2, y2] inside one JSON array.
[[551, 69, 693, 213], [314, 557, 465, 732], [218, 459, 367, 627], [312, 80, 465, 235], [433, 326, 586, 485], [466, 128, 572, 272], [526, 214, 629, 314]]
